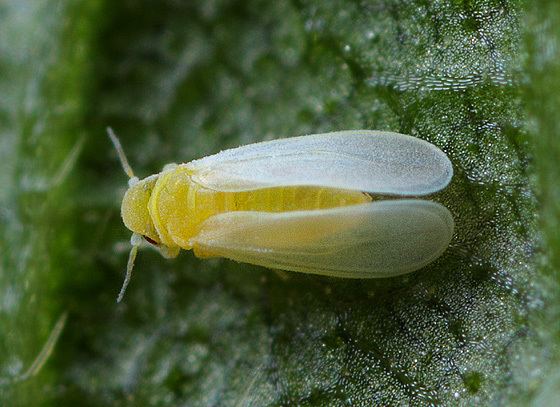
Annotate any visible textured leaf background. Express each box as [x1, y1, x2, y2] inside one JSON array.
[[0, 0, 558, 405]]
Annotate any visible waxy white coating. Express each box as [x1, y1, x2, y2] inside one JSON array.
[[188, 130, 453, 196]]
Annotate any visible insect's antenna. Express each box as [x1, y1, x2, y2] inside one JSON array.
[[117, 233, 142, 303], [107, 127, 138, 184]]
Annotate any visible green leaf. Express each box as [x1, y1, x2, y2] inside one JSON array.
[[1, 0, 557, 405]]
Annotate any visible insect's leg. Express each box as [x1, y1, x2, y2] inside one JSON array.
[[162, 163, 178, 172], [159, 245, 180, 259], [273, 270, 290, 281]]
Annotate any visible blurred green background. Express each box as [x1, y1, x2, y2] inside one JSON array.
[[1, 0, 559, 405]]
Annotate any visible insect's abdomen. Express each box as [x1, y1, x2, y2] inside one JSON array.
[[222, 186, 371, 212], [190, 185, 371, 227]]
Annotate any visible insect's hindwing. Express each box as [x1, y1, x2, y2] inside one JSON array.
[[190, 200, 454, 278]]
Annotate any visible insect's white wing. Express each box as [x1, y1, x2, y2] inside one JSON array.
[[186, 131, 453, 196], [190, 201, 454, 278]]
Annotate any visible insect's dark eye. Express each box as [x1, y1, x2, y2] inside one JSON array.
[[143, 235, 158, 245]]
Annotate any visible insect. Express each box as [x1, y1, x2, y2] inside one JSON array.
[[108, 129, 454, 302]]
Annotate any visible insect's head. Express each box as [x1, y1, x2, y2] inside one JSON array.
[[121, 176, 160, 245]]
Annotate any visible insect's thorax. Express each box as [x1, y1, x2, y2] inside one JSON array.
[[149, 165, 371, 250]]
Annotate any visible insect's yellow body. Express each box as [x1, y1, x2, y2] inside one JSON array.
[[109, 129, 454, 302], [122, 165, 371, 258]]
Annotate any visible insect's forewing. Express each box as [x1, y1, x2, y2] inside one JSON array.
[[190, 201, 454, 277], [187, 131, 453, 196]]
